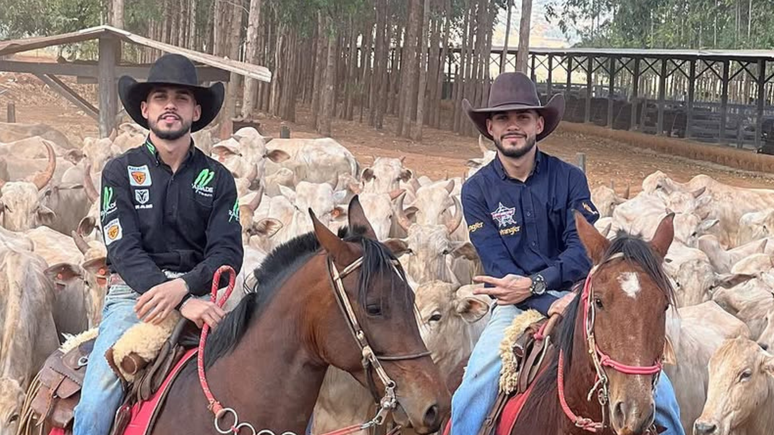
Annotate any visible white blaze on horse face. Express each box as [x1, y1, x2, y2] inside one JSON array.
[[617, 272, 641, 299]]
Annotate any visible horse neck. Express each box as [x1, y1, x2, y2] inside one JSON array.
[[201, 258, 329, 434]]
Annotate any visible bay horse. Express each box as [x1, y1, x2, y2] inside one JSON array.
[[149, 197, 450, 435], [507, 211, 677, 435]]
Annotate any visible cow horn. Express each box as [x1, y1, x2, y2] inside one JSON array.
[[84, 163, 99, 203], [399, 155, 406, 164], [71, 230, 90, 255], [444, 179, 455, 194], [478, 135, 490, 154], [32, 140, 56, 191], [395, 191, 412, 231], [445, 195, 463, 234], [623, 184, 630, 200], [246, 189, 263, 212], [388, 188, 405, 201], [692, 186, 706, 198], [108, 128, 118, 142]]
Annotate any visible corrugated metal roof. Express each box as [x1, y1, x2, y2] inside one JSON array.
[[486, 46, 774, 61], [0, 25, 271, 82]]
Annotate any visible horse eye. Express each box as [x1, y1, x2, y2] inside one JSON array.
[[8, 413, 19, 423], [594, 298, 604, 309], [429, 312, 442, 322], [366, 304, 382, 316], [442, 249, 450, 255]]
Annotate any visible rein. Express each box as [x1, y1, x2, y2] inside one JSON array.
[[195, 254, 430, 435], [556, 253, 664, 433]]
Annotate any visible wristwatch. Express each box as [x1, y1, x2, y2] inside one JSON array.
[[529, 273, 547, 295]]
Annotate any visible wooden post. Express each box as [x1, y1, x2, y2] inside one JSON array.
[[6, 103, 15, 123], [280, 122, 290, 138], [585, 57, 593, 123], [607, 56, 616, 128], [566, 56, 573, 95], [756, 58, 766, 149], [546, 55, 553, 97], [630, 58, 640, 131], [499, 0, 513, 74], [530, 54, 536, 82], [98, 36, 119, 138], [657, 58, 667, 136], [686, 59, 697, 139], [720, 60, 730, 145], [576, 152, 586, 173]]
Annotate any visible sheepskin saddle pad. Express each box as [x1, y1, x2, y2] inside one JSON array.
[[498, 310, 558, 395]]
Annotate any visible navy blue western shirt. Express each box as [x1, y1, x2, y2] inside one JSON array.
[[461, 149, 600, 315], [100, 138, 244, 296]]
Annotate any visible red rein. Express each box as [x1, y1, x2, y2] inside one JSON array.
[[556, 267, 663, 433]]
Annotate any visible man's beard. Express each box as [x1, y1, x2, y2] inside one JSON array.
[[494, 133, 537, 159], [149, 117, 192, 141]]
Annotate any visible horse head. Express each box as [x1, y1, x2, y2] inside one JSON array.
[[574, 210, 676, 435], [309, 195, 450, 434]]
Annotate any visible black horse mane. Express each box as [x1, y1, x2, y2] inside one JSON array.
[[203, 224, 407, 368], [517, 231, 676, 423]]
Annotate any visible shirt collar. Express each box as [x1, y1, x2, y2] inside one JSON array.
[[144, 136, 195, 166], [492, 149, 543, 181]]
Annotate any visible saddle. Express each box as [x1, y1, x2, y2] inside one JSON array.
[[19, 318, 196, 435], [478, 313, 561, 435]]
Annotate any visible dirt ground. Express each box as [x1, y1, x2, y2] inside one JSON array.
[[3, 68, 774, 196]]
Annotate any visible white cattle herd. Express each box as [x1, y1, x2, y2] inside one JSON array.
[[1, 121, 773, 435]]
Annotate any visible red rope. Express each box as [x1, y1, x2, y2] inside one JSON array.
[[557, 350, 604, 433], [197, 265, 237, 417]]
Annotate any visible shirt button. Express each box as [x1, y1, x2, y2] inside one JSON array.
[[526, 211, 532, 217], [530, 241, 537, 247]]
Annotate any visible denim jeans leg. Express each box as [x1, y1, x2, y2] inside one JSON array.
[[654, 372, 685, 435], [72, 285, 142, 435]]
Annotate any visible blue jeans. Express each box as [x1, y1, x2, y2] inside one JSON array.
[[73, 272, 191, 435], [450, 297, 684, 435]]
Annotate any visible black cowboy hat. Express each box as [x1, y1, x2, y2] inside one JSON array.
[[463, 72, 565, 142], [118, 53, 225, 132]]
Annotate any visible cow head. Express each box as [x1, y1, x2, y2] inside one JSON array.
[[0, 140, 57, 231], [0, 377, 24, 435], [393, 224, 477, 285], [280, 182, 347, 229], [361, 156, 413, 194], [695, 337, 774, 435], [357, 191, 404, 240], [591, 185, 629, 218], [70, 137, 122, 172]]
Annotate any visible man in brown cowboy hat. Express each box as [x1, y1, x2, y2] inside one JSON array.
[[72, 53, 243, 435], [450, 72, 683, 434]]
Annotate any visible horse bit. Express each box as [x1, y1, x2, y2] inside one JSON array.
[[557, 252, 665, 433], [197, 255, 431, 435]]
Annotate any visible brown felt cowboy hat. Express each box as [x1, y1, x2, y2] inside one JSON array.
[[463, 72, 564, 141], [118, 53, 225, 132]]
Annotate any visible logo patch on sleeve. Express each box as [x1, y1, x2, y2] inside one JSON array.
[[127, 165, 152, 187], [104, 218, 123, 246], [228, 198, 240, 223], [134, 189, 153, 209], [468, 222, 484, 233], [582, 202, 599, 215], [101, 186, 117, 219]]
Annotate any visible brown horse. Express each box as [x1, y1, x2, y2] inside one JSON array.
[[150, 197, 450, 435], [507, 211, 676, 435]]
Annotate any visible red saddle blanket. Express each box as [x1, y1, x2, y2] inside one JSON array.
[[50, 348, 197, 435]]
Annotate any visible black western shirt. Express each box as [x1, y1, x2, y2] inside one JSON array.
[[99, 138, 244, 296], [461, 150, 600, 315]]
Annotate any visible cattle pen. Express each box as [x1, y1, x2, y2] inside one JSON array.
[[444, 47, 774, 154]]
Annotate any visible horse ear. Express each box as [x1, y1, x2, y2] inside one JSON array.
[[347, 195, 379, 240], [650, 213, 675, 259], [310, 208, 354, 265], [574, 210, 609, 265]]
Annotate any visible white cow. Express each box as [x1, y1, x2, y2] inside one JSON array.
[[361, 156, 413, 194], [697, 234, 768, 274], [0, 140, 57, 231]]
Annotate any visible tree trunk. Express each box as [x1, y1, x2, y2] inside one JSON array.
[[501, 0, 513, 73], [222, 0, 243, 127], [312, 12, 327, 128], [399, 0, 421, 137], [188, 0, 197, 49], [345, 17, 358, 121], [112, 0, 125, 28], [435, 0, 450, 129], [213, 0, 226, 55], [241, 0, 262, 119], [370, 0, 386, 127], [318, 16, 337, 137], [454, 0, 473, 133], [515, 0, 533, 73], [412, 0, 430, 140], [269, 23, 285, 117], [359, 19, 373, 123], [376, 20, 393, 129]]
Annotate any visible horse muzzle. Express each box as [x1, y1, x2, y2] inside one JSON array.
[[610, 397, 655, 435]]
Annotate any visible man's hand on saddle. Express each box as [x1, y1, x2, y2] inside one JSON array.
[[548, 292, 577, 317], [135, 278, 189, 324], [472, 274, 533, 305]]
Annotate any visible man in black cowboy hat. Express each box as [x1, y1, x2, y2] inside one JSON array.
[[72, 53, 243, 435], [450, 72, 683, 434]]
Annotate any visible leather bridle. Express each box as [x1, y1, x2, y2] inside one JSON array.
[[557, 253, 665, 433], [326, 255, 432, 425]]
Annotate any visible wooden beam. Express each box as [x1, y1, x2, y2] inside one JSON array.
[[630, 57, 640, 131], [607, 57, 615, 128], [657, 58, 667, 136], [98, 36, 119, 138], [720, 59, 729, 145], [585, 57, 592, 123], [34, 74, 99, 120], [566, 56, 572, 95], [0, 60, 231, 82], [756, 59, 766, 149], [686, 59, 696, 139], [546, 54, 553, 96]]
